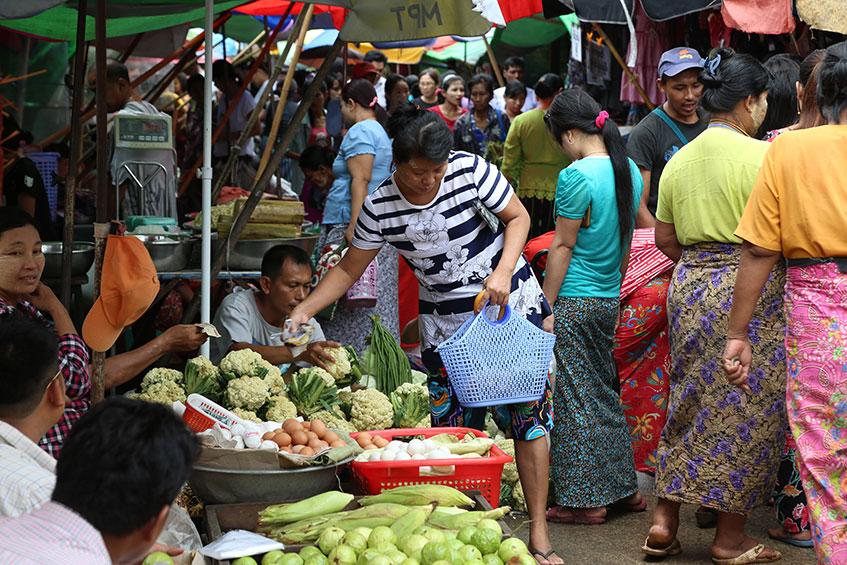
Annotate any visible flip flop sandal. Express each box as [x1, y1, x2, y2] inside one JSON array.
[[711, 544, 782, 565], [529, 545, 564, 565], [641, 536, 682, 558], [767, 532, 814, 549], [546, 507, 606, 525]]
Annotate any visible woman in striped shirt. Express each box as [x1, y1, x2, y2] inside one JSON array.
[[289, 106, 562, 564]]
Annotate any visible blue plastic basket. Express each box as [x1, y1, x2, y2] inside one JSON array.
[[436, 303, 555, 407], [27, 152, 60, 221]]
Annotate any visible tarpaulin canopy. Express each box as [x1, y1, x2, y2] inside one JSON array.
[[539, 0, 722, 24], [640, 0, 721, 22], [0, 0, 248, 41], [491, 15, 567, 47]]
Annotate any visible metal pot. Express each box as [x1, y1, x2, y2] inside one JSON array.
[[41, 242, 95, 279], [223, 236, 318, 271], [133, 234, 194, 272]]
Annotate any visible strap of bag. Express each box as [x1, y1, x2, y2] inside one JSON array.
[[652, 107, 689, 146]]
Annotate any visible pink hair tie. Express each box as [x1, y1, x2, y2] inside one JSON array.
[[369, 96, 378, 108], [595, 110, 609, 129]]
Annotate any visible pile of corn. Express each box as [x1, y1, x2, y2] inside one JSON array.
[[257, 485, 511, 545], [217, 197, 305, 240]]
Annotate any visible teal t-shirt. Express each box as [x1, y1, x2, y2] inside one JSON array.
[[554, 156, 643, 298]]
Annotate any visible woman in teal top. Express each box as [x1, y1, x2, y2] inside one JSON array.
[[541, 89, 644, 525], [316, 79, 399, 352]]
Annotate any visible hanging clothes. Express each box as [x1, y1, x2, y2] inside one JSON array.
[[721, 0, 795, 35], [797, 0, 847, 34], [620, 2, 670, 106]]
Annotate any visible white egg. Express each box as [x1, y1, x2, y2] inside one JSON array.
[[395, 451, 411, 461], [380, 450, 396, 462], [244, 433, 262, 449], [429, 448, 451, 459], [411, 453, 427, 460], [260, 440, 278, 450], [388, 440, 406, 450], [230, 423, 247, 437], [421, 439, 437, 452], [407, 439, 426, 456], [369, 451, 383, 462]]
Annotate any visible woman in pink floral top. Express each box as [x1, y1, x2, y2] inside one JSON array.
[[0, 208, 90, 458]]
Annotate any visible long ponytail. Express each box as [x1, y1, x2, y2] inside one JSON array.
[[544, 89, 634, 245]]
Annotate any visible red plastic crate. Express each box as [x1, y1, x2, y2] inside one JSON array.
[[350, 427, 512, 508]]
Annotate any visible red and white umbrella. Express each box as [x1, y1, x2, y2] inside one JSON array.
[[470, 0, 543, 26]]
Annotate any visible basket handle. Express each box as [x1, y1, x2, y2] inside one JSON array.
[[473, 291, 507, 321]]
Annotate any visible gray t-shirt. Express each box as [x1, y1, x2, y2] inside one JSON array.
[[211, 288, 325, 365], [626, 108, 707, 214]]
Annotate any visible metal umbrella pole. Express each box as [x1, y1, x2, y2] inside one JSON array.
[[200, 0, 214, 358]]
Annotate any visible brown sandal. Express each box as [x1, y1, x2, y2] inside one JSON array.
[[642, 536, 682, 558]]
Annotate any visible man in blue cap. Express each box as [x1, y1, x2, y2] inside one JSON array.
[[628, 47, 708, 227]]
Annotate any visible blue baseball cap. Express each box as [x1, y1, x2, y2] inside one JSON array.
[[658, 47, 704, 79]]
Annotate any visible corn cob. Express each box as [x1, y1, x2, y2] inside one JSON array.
[[358, 485, 474, 508], [391, 504, 433, 540], [427, 506, 511, 530], [265, 503, 410, 545], [258, 492, 354, 527]]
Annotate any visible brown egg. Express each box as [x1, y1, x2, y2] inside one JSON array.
[[356, 432, 372, 448], [299, 446, 315, 456], [274, 432, 292, 447], [373, 436, 389, 448], [262, 431, 276, 441], [323, 431, 339, 444], [282, 419, 301, 434], [301, 421, 311, 430], [280, 446, 292, 453], [291, 430, 308, 445], [291, 444, 304, 454], [330, 440, 347, 448], [308, 438, 323, 450], [310, 420, 327, 438]]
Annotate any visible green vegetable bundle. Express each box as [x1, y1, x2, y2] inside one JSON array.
[[390, 382, 429, 428], [287, 369, 340, 417], [183, 356, 223, 403], [362, 315, 412, 395]]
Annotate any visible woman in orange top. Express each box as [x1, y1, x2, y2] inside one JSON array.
[[723, 41, 847, 565]]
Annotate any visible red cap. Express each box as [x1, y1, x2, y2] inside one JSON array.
[[352, 61, 379, 79]]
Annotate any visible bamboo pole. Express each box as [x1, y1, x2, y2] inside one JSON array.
[[181, 39, 344, 325], [60, 1, 89, 307], [36, 12, 231, 148], [91, 0, 108, 404], [232, 30, 269, 66], [212, 1, 300, 200], [118, 33, 144, 63], [591, 23, 654, 110], [482, 35, 504, 87], [255, 4, 314, 182]]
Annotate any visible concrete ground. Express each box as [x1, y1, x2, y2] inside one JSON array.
[[507, 474, 816, 565]]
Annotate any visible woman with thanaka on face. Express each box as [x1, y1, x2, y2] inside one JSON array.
[[428, 74, 466, 131]]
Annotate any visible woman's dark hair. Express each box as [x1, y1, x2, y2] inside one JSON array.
[[504, 80, 527, 99], [212, 59, 240, 85], [817, 41, 847, 125], [700, 48, 771, 114], [385, 74, 409, 100], [758, 54, 801, 137], [325, 74, 342, 91], [420, 68, 441, 85], [544, 89, 634, 245], [342, 78, 388, 126], [387, 104, 453, 164], [0, 207, 37, 238], [534, 73, 564, 100], [468, 74, 495, 97], [797, 50, 826, 130], [441, 74, 464, 91], [299, 145, 335, 172]]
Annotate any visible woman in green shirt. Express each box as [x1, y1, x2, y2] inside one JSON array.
[[542, 88, 644, 526], [501, 74, 570, 238]]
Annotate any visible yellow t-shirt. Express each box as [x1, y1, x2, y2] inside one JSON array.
[[736, 125, 847, 259], [655, 127, 770, 246]]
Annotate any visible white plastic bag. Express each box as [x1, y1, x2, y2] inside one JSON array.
[[200, 530, 284, 560]]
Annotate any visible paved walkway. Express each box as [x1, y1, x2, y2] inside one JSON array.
[[508, 475, 815, 565]]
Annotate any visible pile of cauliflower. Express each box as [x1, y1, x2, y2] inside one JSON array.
[[127, 368, 186, 404]]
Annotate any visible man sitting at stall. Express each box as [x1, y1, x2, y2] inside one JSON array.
[[0, 397, 199, 564], [211, 244, 339, 371]]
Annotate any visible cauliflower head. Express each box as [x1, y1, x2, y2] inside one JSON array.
[[265, 395, 298, 422], [226, 376, 270, 411], [325, 347, 351, 379], [310, 408, 356, 434], [232, 408, 262, 423], [141, 368, 184, 390], [263, 370, 287, 397], [350, 388, 393, 431], [298, 366, 334, 388], [496, 439, 518, 485], [134, 380, 186, 404], [220, 349, 272, 380], [390, 382, 429, 428]]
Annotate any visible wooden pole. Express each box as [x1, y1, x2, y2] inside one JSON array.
[[92, 0, 108, 404], [482, 35, 504, 87], [118, 33, 144, 63], [591, 23, 654, 110], [255, 4, 314, 182], [60, 1, 89, 307], [181, 39, 344, 325], [36, 12, 231, 148], [231, 30, 269, 66], [212, 1, 299, 200]]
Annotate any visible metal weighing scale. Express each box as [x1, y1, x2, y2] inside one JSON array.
[[112, 112, 179, 222]]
